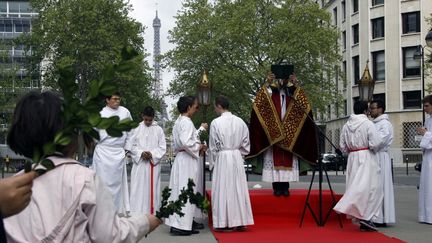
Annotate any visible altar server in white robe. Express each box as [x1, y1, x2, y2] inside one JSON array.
[[370, 100, 395, 226], [92, 92, 131, 214], [4, 91, 161, 242], [334, 101, 383, 231], [129, 106, 166, 214], [165, 96, 207, 236], [209, 95, 254, 231], [417, 95, 432, 224]]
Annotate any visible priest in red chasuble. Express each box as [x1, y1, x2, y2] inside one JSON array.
[[248, 72, 318, 196]]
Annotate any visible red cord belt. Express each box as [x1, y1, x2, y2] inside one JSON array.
[[348, 147, 369, 153]]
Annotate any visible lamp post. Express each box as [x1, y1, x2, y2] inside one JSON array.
[[358, 60, 375, 102], [197, 70, 211, 195], [413, 29, 432, 123]]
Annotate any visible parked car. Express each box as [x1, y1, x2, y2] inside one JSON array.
[[321, 153, 346, 171], [205, 161, 253, 172]]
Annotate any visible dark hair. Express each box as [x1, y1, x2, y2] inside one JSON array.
[[423, 95, 432, 105], [370, 99, 385, 113], [353, 100, 369, 115], [7, 91, 64, 158], [177, 96, 196, 113], [142, 106, 155, 117], [215, 95, 230, 109], [105, 91, 121, 100]]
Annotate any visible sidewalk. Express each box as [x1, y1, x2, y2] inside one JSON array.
[[145, 179, 432, 243]]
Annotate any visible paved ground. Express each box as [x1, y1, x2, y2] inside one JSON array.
[[3, 166, 431, 242], [144, 166, 432, 243]]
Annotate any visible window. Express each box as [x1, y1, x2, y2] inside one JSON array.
[[333, 7, 338, 25], [403, 91, 421, 109], [402, 12, 420, 34], [15, 22, 23, 33], [342, 31, 346, 50], [372, 17, 384, 39], [1, 20, 13, 32], [22, 21, 30, 32], [403, 47, 420, 78], [403, 122, 422, 148], [372, 0, 384, 6], [352, 0, 358, 13], [342, 1, 346, 21], [352, 24, 359, 45], [19, 2, 32, 13], [352, 56, 359, 84], [335, 102, 340, 118], [0, 2, 7, 13], [342, 61, 347, 88], [343, 100, 347, 116], [9, 2, 19, 13], [372, 93, 385, 103], [372, 51, 385, 80]]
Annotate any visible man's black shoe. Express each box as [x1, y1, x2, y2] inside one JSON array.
[[283, 190, 290, 197], [170, 227, 199, 236], [274, 190, 282, 197], [359, 220, 378, 232], [373, 222, 387, 228], [193, 220, 205, 230]]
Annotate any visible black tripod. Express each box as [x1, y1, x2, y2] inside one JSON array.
[[278, 88, 343, 228], [299, 116, 343, 228]]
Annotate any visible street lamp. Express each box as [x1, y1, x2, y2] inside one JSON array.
[[358, 60, 375, 102], [197, 70, 211, 195], [413, 29, 432, 123]]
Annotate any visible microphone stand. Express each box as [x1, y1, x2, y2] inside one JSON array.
[[280, 85, 343, 228]]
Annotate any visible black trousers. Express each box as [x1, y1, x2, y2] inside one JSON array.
[[272, 182, 290, 192]]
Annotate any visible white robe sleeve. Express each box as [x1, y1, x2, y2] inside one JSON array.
[[376, 121, 393, 151], [367, 122, 383, 152], [179, 121, 201, 159], [420, 131, 432, 150], [129, 128, 143, 165], [150, 127, 167, 165], [239, 122, 250, 156], [123, 110, 134, 152], [84, 174, 150, 242], [339, 126, 348, 154], [208, 122, 218, 170]]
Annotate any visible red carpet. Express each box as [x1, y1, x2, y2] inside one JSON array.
[[208, 189, 404, 243]]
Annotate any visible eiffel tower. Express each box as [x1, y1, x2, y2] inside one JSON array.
[[152, 10, 168, 129]]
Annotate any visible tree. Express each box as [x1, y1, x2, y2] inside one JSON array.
[[425, 15, 432, 94], [165, 0, 341, 122], [24, 0, 156, 120]]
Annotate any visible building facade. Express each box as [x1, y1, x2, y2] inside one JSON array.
[[322, 0, 432, 166], [0, 0, 38, 159]]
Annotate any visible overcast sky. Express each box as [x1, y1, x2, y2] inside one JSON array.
[[129, 0, 183, 115]]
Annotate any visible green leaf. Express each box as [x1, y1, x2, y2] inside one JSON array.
[[88, 113, 102, 127], [99, 83, 118, 96], [32, 149, 41, 163], [87, 80, 100, 99], [40, 159, 55, 171], [87, 128, 100, 140], [43, 142, 56, 155], [56, 135, 72, 146], [35, 169, 47, 176], [106, 127, 123, 137], [24, 161, 32, 173], [97, 116, 120, 129]]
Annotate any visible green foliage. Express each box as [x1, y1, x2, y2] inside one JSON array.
[[165, 0, 342, 121], [22, 0, 157, 119], [198, 129, 209, 144], [25, 47, 141, 174], [425, 15, 432, 95], [156, 179, 209, 219]]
